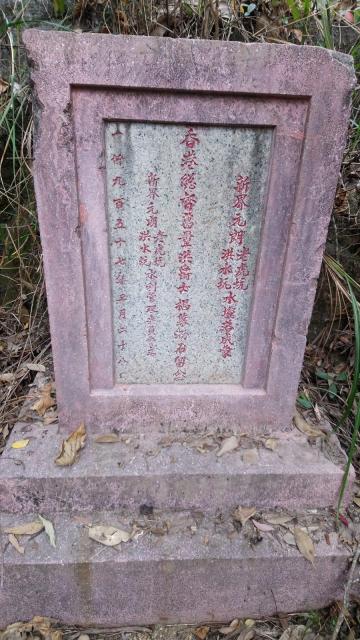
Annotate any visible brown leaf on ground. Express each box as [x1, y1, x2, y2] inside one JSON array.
[[219, 619, 240, 635], [0, 78, 9, 94], [294, 526, 315, 565], [55, 422, 86, 466], [88, 524, 131, 547], [32, 382, 56, 416], [194, 626, 210, 640], [264, 437, 278, 451], [252, 519, 274, 532], [95, 433, 120, 443], [8, 533, 25, 554], [26, 363, 46, 372], [293, 410, 324, 438], [1, 616, 62, 640], [264, 513, 294, 526], [233, 506, 256, 526], [4, 520, 44, 535], [43, 412, 58, 425], [217, 435, 239, 457], [38, 515, 56, 547]]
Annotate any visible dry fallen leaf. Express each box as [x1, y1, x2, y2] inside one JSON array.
[[194, 626, 210, 640], [294, 526, 315, 565], [4, 520, 44, 536], [0, 78, 9, 94], [88, 525, 131, 547], [11, 439, 29, 449], [26, 363, 46, 372], [264, 513, 294, 526], [244, 620, 255, 628], [1, 616, 63, 640], [0, 372, 16, 383], [294, 410, 323, 438], [95, 434, 120, 443], [219, 619, 240, 635], [55, 422, 86, 466], [43, 412, 58, 426], [38, 515, 56, 548], [353, 497, 360, 508], [233, 506, 256, 526], [217, 435, 239, 457], [282, 531, 296, 546], [264, 437, 278, 451], [8, 534, 25, 554], [252, 519, 274, 532], [32, 382, 56, 416]]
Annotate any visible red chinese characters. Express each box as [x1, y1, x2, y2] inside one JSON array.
[[111, 126, 128, 369], [173, 127, 200, 382], [138, 172, 167, 357], [217, 174, 251, 359]]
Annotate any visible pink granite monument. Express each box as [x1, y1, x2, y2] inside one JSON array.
[[19, 31, 355, 434], [0, 30, 356, 626]]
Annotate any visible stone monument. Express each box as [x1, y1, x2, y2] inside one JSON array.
[[0, 30, 357, 626]]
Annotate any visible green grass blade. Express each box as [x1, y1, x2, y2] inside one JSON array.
[[337, 281, 360, 517], [338, 281, 360, 427], [337, 400, 360, 517]]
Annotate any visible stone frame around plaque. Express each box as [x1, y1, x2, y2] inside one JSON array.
[[23, 30, 355, 431], [72, 89, 307, 392]]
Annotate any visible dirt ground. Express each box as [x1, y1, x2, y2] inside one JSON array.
[[2, 613, 360, 640]]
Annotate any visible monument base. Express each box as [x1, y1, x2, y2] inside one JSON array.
[[0, 415, 356, 626], [0, 509, 355, 626]]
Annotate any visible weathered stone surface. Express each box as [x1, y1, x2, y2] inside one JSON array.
[[22, 30, 355, 431], [0, 509, 356, 626], [106, 122, 270, 384], [0, 420, 353, 514]]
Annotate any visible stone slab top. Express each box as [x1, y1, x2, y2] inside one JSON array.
[[0, 507, 349, 566], [23, 30, 355, 97], [0, 418, 353, 514], [22, 29, 356, 431], [0, 420, 343, 480]]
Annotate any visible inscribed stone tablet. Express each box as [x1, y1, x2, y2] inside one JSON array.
[[106, 123, 272, 384]]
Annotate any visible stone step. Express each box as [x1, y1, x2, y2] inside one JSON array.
[[0, 420, 352, 514], [0, 508, 355, 626]]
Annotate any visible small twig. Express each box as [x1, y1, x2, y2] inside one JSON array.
[[331, 541, 360, 640]]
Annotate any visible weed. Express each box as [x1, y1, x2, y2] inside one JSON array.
[[324, 257, 360, 516], [0, 7, 50, 441]]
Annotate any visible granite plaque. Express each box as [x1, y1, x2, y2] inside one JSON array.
[[23, 30, 355, 430], [106, 122, 272, 384]]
